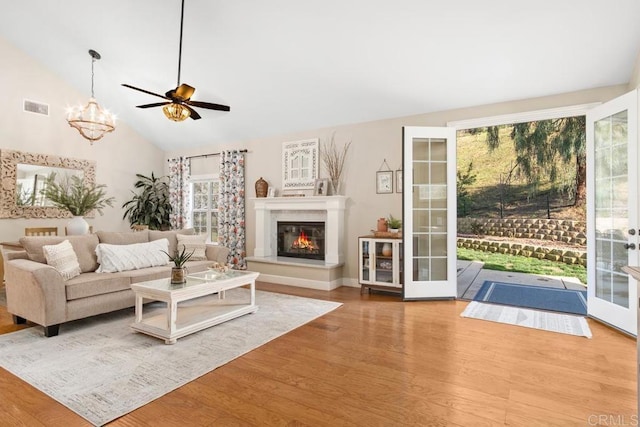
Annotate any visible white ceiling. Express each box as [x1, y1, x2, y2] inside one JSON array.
[[1, 0, 639, 151]]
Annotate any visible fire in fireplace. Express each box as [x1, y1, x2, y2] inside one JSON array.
[[277, 221, 325, 260]]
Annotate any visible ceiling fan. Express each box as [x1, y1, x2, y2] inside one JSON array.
[[122, 0, 230, 121]]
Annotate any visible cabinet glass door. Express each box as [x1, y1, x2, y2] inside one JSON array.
[[403, 126, 457, 299], [360, 239, 370, 282], [374, 241, 394, 283]]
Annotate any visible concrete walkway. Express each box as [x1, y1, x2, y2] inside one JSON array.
[[456, 260, 586, 300]]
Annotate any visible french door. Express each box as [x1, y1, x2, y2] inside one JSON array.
[[586, 90, 638, 335], [402, 126, 457, 299]]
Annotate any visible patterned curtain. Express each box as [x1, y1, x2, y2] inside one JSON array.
[[219, 150, 246, 268], [168, 156, 191, 230]]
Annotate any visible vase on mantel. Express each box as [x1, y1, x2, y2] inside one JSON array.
[[255, 177, 268, 198], [330, 180, 342, 196], [66, 216, 90, 235]]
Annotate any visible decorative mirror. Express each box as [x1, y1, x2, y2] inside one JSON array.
[[282, 138, 319, 191], [0, 149, 96, 218]]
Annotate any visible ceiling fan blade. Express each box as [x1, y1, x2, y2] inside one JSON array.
[[186, 100, 231, 111], [183, 104, 201, 120], [175, 84, 195, 101], [136, 102, 171, 109], [122, 84, 170, 100]]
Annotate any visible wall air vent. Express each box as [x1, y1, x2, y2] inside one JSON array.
[[23, 99, 49, 116]]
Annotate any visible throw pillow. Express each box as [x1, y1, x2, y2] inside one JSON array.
[[42, 239, 82, 280], [176, 234, 207, 261], [96, 238, 170, 273], [149, 228, 195, 257]]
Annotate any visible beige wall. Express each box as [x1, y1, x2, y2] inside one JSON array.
[[0, 37, 165, 241], [167, 84, 628, 284], [629, 50, 640, 90]]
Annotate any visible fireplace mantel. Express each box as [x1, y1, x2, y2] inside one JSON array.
[[252, 196, 347, 264]]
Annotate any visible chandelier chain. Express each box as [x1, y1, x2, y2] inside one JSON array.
[[91, 55, 95, 98]]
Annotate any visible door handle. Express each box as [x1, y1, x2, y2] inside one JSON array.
[[624, 243, 636, 250], [630, 229, 636, 235]]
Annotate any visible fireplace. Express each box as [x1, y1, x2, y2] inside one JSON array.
[[277, 221, 325, 260]]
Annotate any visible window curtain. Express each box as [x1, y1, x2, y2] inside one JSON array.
[[168, 156, 191, 230], [219, 150, 246, 268]]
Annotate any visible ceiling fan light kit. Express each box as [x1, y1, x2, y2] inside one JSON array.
[[67, 49, 116, 143], [122, 0, 230, 122], [163, 103, 190, 122]]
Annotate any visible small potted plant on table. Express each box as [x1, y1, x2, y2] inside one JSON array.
[[162, 246, 195, 284], [387, 214, 402, 234]]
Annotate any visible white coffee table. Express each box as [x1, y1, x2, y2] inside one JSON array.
[[130, 270, 259, 344]]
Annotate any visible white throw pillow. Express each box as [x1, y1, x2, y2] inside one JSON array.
[[96, 238, 170, 273], [43, 239, 81, 280], [176, 234, 207, 261]]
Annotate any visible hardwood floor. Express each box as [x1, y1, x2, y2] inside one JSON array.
[[0, 282, 636, 426]]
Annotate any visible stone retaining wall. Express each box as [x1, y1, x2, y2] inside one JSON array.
[[457, 237, 586, 267], [458, 218, 586, 245]]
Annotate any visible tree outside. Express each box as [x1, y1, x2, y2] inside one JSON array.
[[457, 116, 586, 221]]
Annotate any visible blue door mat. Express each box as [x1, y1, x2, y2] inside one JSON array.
[[473, 281, 587, 315]]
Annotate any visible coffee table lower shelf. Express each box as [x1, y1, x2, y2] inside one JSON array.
[[131, 299, 258, 344]]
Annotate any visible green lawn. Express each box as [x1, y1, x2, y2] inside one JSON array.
[[457, 247, 587, 284]]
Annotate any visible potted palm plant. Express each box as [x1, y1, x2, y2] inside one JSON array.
[[122, 173, 172, 230], [41, 173, 115, 234], [162, 246, 195, 284]]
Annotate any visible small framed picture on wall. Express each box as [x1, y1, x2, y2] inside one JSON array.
[[396, 170, 403, 193], [376, 171, 393, 194]]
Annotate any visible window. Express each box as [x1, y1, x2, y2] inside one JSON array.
[[190, 175, 219, 243]]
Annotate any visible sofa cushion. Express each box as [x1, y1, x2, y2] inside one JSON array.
[[96, 239, 170, 273], [126, 265, 173, 283], [184, 260, 212, 274], [42, 240, 81, 280], [149, 228, 195, 256], [65, 272, 131, 301], [20, 234, 100, 272], [176, 234, 207, 260], [96, 230, 149, 245]]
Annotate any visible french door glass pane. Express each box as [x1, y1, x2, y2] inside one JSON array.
[[594, 111, 629, 309], [411, 137, 448, 282]]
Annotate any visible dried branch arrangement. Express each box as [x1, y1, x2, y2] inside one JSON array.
[[321, 133, 352, 194]]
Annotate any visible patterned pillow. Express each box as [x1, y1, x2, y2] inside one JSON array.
[[42, 240, 82, 280], [96, 238, 170, 273], [176, 234, 207, 261]]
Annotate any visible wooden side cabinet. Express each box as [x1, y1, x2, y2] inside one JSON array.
[[358, 236, 403, 293]]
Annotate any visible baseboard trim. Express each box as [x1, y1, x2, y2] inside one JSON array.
[[257, 274, 342, 291]]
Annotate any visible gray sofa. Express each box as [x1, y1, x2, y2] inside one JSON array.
[[5, 229, 230, 337]]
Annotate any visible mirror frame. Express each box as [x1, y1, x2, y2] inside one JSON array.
[[0, 149, 96, 218]]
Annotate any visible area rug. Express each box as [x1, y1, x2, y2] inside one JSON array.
[[473, 280, 588, 315], [0, 289, 342, 426], [461, 301, 592, 338]]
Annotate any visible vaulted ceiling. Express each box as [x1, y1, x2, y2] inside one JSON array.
[[1, 0, 639, 151]]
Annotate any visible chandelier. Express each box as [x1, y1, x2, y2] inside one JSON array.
[[66, 49, 116, 144]]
